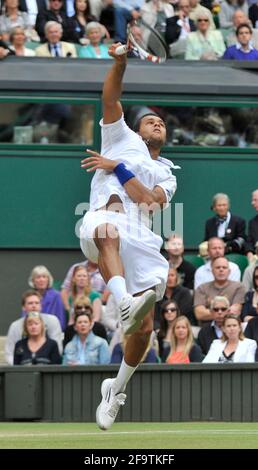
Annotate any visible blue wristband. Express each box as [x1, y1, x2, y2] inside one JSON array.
[[113, 163, 135, 186]]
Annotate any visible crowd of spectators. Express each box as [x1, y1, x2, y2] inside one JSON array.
[[1, 1, 258, 61], [3, 188, 258, 365]]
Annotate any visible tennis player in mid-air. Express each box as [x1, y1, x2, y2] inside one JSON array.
[[80, 43, 178, 430]]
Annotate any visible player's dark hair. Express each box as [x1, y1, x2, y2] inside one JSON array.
[[133, 113, 163, 132]]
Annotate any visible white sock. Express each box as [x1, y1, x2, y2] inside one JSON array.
[[112, 358, 138, 394], [107, 276, 127, 304]]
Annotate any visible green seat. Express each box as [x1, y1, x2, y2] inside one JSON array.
[[225, 254, 248, 278], [184, 255, 205, 268]]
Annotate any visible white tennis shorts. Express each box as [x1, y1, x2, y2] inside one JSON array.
[[80, 210, 168, 301]]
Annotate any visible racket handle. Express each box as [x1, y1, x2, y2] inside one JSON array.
[[116, 45, 128, 55]]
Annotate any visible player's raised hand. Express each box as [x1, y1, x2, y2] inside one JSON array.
[[81, 149, 119, 172], [108, 43, 127, 61]]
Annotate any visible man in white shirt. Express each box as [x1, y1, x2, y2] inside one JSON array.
[[194, 237, 241, 289], [80, 44, 178, 430], [19, 0, 47, 26]]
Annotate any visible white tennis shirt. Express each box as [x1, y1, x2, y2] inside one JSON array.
[[89, 115, 179, 219]]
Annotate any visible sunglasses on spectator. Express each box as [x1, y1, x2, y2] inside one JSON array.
[[254, 275, 258, 279], [75, 305, 92, 311], [198, 19, 209, 22], [212, 307, 228, 312], [164, 307, 177, 313]]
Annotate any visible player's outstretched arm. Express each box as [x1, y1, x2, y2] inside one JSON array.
[[102, 44, 127, 125], [81, 150, 167, 211]]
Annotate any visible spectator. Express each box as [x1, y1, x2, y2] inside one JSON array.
[[68, 265, 102, 323], [219, 0, 248, 31], [223, 23, 258, 60], [189, 0, 216, 29], [245, 189, 258, 262], [197, 295, 230, 354], [141, 0, 174, 35], [194, 256, 246, 323], [69, 0, 97, 44], [157, 299, 180, 361], [61, 259, 107, 310], [63, 308, 110, 365], [9, 25, 36, 55], [155, 267, 196, 327], [35, 20, 77, 57], [194, 237, 241, 289], [18, 0, 47, 27], [185, 11, 225, 60], [226, 9, 258, 49], [165, 315, 203, 363], [111, 331, 158, 363], [0, 0, 38, 41], [35, 0, 74, 42], [113, 1, 144, 43], [5, 290, 63, 364], [63, 294, 107, 347], [26, 265, 67, 331], [14, 311, 62, 365], [165, 234, 196, 289], [203, 313, 256, 362], [165, 0, 196, 58], [241, 266, 258, 322], [244, 316, 258, 360], [247, 0, 258, 28], [203, 193, 246, 254], [242, 243, 258, 291], [79, 21, 111, 58]]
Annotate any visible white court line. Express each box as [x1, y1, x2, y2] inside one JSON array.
[[0, 429, 258, 438]]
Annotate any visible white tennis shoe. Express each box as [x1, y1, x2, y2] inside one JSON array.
[[96, 378, 126, 431], [119, 290, 156, 335]]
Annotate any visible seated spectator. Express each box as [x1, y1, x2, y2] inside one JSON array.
[[226, 9, 258, 49], [26, 265, 67, 331], [69, 0, 97, 44], [197, 295, 230, 355], [219, 0, 248, 31], [0, 0, 38, 42], [63, 295, 107, 347], [63, 308, 110, 365], [194, 237, 241, 290], [14, 311, 62, 365], [79, 21, 111, 58], [35, 0, 74, 42], [165, 0, 196, 58], [247, 1, 258, 28], [35, 21, 77, 57], [157, 299, 180, 362], [68, 265, 102, 323], [18, 0, 47, 27], [223, 23, 258, 60], [165, 315, 203, 363], [165, 234, 196, 289], [141, 0, 174, 36], [5, 290, 63, 364], [185, 11, 225, 60], [241, 266, 258, 322], [9, 26, 36, 56], [203, 193, 246, 254], [111, 331, 159, 364], [113, 1, 143, 43], [194, 256, 246, 323], [61, 259, 107, 311], [245, 189, 258, 262], [155, 267, 196, 327], [189, 0, 216, 30], [244, 316, 258, 360], [203, 313, 256, 362]]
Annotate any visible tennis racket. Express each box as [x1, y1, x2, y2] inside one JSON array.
[[116, 19, 168, 63]]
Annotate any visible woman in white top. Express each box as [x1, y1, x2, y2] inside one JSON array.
[[203, 314, 257, 363], [9, 26, 35, 56]]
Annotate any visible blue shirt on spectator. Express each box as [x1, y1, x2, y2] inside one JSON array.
[[223, 44, 258, 60]]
